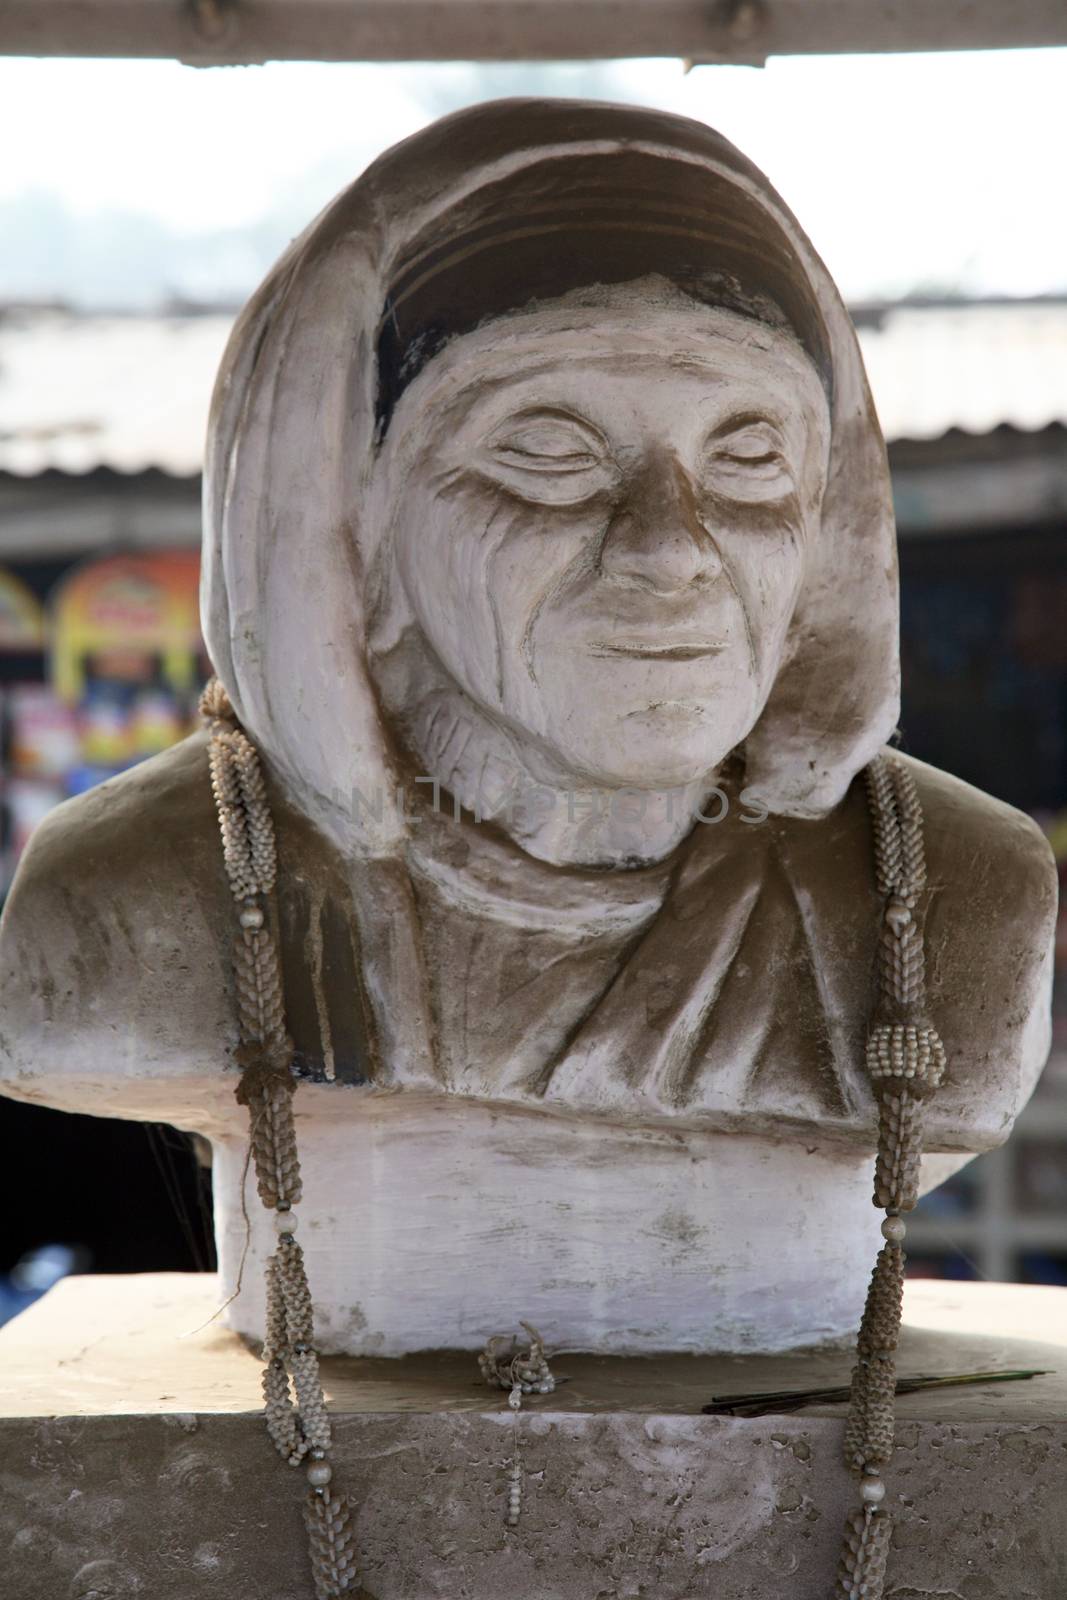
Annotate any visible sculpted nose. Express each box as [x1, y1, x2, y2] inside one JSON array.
[[598, 451, 722, 594]]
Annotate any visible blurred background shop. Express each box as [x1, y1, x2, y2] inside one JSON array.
[[0, 47, 1065, 1316]]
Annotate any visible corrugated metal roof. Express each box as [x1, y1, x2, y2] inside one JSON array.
[[858, 303, 1067, 443], [0, 309, 230, 476], [1, 300, 1066, 477]]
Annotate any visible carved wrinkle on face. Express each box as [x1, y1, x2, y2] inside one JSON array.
[[377, 302, 831, 791]]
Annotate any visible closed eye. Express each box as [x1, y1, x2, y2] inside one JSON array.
[[703, 418, 796, 502], [478, 409, 617, 506], [494, 422, 600, 472]]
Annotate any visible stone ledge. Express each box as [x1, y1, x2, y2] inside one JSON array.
[[1, 1275, 1065, 1598]]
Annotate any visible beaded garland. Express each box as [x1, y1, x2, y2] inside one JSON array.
[[203, 681, 943, 1600], [833, 755, 946, 1599], [204, 680, 362, 1600]]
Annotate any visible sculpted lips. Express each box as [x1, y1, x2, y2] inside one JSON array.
[[587, 640, 726, 661]]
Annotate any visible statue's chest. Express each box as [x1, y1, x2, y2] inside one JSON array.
[[274, 812, 882, 1138]]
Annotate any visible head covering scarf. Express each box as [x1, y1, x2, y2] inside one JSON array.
[[203, 98, 898, 858]]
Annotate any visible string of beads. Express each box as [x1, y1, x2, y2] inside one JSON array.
[[479, 1323, 556, 1528], [833, 754, 947, 1599], [203, 680, 363, 1600]]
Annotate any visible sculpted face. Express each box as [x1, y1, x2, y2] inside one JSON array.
[[375, 289, 831, 790]]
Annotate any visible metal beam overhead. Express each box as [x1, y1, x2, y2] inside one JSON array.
[[2, 0, 1067, 66]]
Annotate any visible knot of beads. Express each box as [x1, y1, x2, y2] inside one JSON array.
[[883, 895, 913, 934], [866, 1021, 946, 1097], [199, 676, 237, 724], [479, 1322, 556, 1398]]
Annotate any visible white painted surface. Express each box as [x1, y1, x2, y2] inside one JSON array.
[[212, 1091, 960, 1356]]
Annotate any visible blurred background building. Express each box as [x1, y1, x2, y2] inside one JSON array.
[[0, 45, 1065, 1316]]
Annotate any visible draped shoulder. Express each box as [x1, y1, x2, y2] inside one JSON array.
[[0, 736, 1055, 1156]]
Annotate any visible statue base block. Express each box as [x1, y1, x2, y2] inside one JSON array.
[[2, 1274, 1065, 1598]]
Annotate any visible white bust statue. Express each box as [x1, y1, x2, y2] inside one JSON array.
[[0, 100, 1056, 1357]]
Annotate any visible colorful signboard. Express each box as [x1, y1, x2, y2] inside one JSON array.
[[0, 567, 45, 653], [50, 549, 202, 703]]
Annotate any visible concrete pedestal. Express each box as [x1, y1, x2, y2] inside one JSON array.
[[1, 1275, 1065, 1599], [211, 1104, 920, 1357]]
